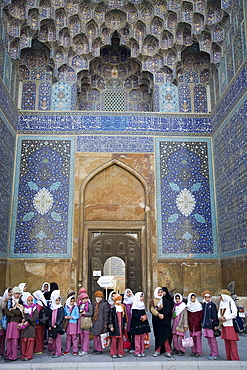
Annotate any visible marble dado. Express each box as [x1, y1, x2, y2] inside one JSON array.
[[157, 259, 222, 297]]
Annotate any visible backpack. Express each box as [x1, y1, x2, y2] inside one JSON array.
[[38, 302, 51, 326]]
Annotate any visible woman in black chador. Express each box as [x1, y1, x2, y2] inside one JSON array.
[[150, 286, 173, 357]]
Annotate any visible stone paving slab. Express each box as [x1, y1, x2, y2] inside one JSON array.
[[1, 328, 246, 369]]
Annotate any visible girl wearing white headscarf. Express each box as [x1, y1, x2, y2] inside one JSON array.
[[4, 286, 23, 361], [130, 292, 151, 357], [123, 288, 134, 352], [18, 283, 27, 294], [20, 295, 38, 361], [107, 291, 116, 306], [171, 293, 188, 356], [32, 290, 48, 354], [0, 288, 12, 356], [63, 296, 80, 355], [41, 282, 50, 294], [187, 293, 203, 357], [218, 289, 240, 361], [150, 287, 172, 357], [48, 290, 64, 358]]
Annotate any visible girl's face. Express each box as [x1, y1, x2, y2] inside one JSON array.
[[175, 295, 181, 303], [27, 297, 33, 305], [158, 289, 163, 297], [191, 295, 196, 303], [55, 298, 61, 304], [140, 294, 144, 301], [44, 284, 48, 291], [96, 297, 102, 302], [82, 297, 88, 303], [14, 293, 20, 299], [127, 290, 132, 297], [163, 290, 167, 296], [70, 298, 75, 305], [205, 296, 211, 302], [8, 289, 12, 298], [23, 285, 27, 292]]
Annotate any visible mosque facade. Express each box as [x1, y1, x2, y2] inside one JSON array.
[[0, 0, 246, 298]]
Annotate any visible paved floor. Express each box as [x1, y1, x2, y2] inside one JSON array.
[[1, 329, 247, 369]]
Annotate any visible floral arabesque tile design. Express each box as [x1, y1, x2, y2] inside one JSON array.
[[10, 138, 74, 257]]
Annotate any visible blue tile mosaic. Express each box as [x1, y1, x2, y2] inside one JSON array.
[[77, 136, 154, 153], [18, 112, 212, 134], [0, 116, 15, 257], [10, 137, 74, 258], [156, 137, 217, 259], [159, 83, 179, 112], [213, 98, 247, 257], [0, 79, 18, 130], [211, 64, 247, 132]]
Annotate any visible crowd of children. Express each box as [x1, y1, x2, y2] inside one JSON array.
[[0, 283, 241, 362]]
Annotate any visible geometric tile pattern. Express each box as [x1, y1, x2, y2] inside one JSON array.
[[211, 65, 247, 132], [213, 98, 247, 256], [77, 136, 154, 153], [10, 138, 74, 258], [0, 80, 18, 130], [156, 138, 217, 258], [18, 112, 212, 134], [0, 117, 15, 256]]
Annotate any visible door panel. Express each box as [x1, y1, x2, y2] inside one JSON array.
[[89, 232, 142, 297]]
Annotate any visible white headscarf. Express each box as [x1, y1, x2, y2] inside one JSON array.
[[18, 283, 26, 293], [22, 292, 32, 305], [187, 293, 202, 312], [33, 290, 47, 307], [132, 292, 145, 310], [153, 287, 163, 307], [219, 294, 235, 310], [3, 288, 11, 300], [108, 291, 116, 306], [23, 294, 36, 315], [50, 290, 62, 310], [65, 296, 76, 309], [123, 288, 134, 305], [173, 293, 186, 316], [41, 282, 50, 292]]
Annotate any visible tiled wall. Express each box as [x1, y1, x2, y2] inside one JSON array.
[[213, 97, 247, 257], [156, 137, 217, 259], [0, 115, 15, 257], [10, 137, 74, 258]]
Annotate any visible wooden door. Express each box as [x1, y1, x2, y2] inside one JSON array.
[[89, 232, 142, 297]]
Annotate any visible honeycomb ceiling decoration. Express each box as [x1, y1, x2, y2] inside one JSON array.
[[2, 0, 233, 77]]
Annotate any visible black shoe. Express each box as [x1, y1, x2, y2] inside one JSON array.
[[171, 349, 179, 355], [177, 350, 185, 356]]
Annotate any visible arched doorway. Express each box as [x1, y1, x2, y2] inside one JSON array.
[[89, 232, 142, 297], [78, 158, 151, 298]]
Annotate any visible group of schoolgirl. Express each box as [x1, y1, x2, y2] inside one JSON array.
[[0, 282, 151, 360], [0, 283, 241, 362], [149, 287, 240, 361]]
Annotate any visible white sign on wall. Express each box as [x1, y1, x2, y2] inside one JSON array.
[[93, 270, 102, 277]]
